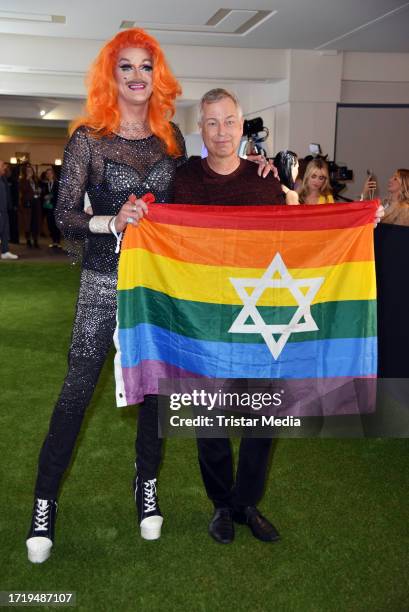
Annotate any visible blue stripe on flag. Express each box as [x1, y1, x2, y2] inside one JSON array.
[[119, 324, 377, 378]]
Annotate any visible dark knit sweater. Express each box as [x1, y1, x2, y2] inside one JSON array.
[[173, 157, 285, 205]]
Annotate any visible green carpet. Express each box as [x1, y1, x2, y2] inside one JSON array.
[[0, 263, 408, 612]]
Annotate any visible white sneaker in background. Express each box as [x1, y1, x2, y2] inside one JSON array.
[[1, 251, 18, 260]]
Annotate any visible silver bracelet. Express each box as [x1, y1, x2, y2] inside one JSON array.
[[89, 215, 111, 234]]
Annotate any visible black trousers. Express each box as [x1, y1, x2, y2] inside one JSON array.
[[197, 436, 272, 509], [35, 269, 162, 499], [45, 208, 61, 244]]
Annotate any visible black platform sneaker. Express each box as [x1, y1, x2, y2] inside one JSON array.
[[134, 476, 163, 540]]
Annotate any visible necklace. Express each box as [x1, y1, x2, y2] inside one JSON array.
[[117, 120, 152, 140]]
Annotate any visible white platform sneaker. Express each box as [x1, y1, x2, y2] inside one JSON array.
[[26, 498, 58, 563]]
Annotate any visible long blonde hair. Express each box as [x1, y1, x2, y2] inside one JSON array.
[[298, 159, 332, 203], [396, 169, 409, 202]]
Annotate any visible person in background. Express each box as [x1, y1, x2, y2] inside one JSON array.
[[298, 158, 334, 204], [0, 159, 18, 259], [41, 167, 62, 249], [4, 163, 20, 243], [20, 163, 42, 248], [372, 169, 409, 380], [273, 150, 300, 204], [362, 168, 409, 226]]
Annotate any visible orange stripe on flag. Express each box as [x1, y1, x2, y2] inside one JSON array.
[[122, 221, 374, 269]]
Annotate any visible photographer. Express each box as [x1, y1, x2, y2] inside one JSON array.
[[362, 169, 409, 226]]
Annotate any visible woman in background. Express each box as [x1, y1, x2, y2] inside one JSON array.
[[20, 163, 41, 247], [372, 168, 409, 382], [298, 158, 334, 204], [363, 168, 409, 226], [273, 150, 300, 204]]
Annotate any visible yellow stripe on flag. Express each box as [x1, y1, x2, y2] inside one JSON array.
[[118, 248, 376, 305]]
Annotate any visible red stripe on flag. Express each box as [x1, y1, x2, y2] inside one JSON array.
[[142, 201, 378, 231]]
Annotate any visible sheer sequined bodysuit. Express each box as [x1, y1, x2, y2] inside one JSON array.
[[55, 126, 185, 271], [35, 126, 186, 498]]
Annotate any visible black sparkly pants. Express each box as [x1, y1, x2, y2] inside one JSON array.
[[34, 269, 162, 499]]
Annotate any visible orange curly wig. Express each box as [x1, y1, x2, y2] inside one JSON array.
[[70, 28, 182, 156]]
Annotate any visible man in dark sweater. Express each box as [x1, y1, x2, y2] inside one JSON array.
[[173, 100, 284, 207], [173, 89, 284, 545]]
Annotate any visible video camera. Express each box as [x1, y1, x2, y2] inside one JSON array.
[[240, 117, 269, 158]]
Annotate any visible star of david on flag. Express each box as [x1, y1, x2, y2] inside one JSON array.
[[229, 252, 324, 359]]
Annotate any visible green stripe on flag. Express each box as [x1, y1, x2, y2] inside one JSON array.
[[118, 287, 376, 343]]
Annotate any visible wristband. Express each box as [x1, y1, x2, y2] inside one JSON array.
[[108, 215, 123, 254]]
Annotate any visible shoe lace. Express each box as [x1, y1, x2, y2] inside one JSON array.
[[34, 499, 51, 532], [143, 479, 158, 513]]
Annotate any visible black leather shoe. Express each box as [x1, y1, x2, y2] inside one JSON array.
[[208, 507, 234, 544], [233, 506, 280, 542]]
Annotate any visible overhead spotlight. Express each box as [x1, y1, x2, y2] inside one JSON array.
[[40, 109, 46, 116]]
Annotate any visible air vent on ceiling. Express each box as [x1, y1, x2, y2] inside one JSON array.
[[120, 8, 276, 37], [205, 9, 231, 27], [120, 20, 136, 29]]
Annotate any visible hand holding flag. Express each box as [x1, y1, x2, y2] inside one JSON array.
[[115, 192, 155, 232]]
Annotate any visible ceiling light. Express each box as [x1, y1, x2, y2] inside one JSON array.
[[0, 11, 65, 24], [40, 109, 46, 117]]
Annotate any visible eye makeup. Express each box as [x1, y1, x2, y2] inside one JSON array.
[[118, 59, 153, 73]]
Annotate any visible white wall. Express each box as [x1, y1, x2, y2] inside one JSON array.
[[1, 33, 409, 168], [0, 33, 288, 98], [342, 52, 409, 82], [334, 51, 409, 200], [274, 104, 290, 154], [341, 81, 409, 104], [335, 106, 409, 200]]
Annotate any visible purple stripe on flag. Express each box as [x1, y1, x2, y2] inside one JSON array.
[[121, 361, 376, 415], [122, 360, 201, 405]]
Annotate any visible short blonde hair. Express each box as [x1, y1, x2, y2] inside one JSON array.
[[198, 88, 243, 124]]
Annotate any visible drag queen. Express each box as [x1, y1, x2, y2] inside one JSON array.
[[26, 28, 185, 563]]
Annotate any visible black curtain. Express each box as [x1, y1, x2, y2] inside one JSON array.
[[375, 223, 409, 378]]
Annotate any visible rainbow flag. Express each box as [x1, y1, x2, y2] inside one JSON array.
[[114, 202, 377, 415]]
